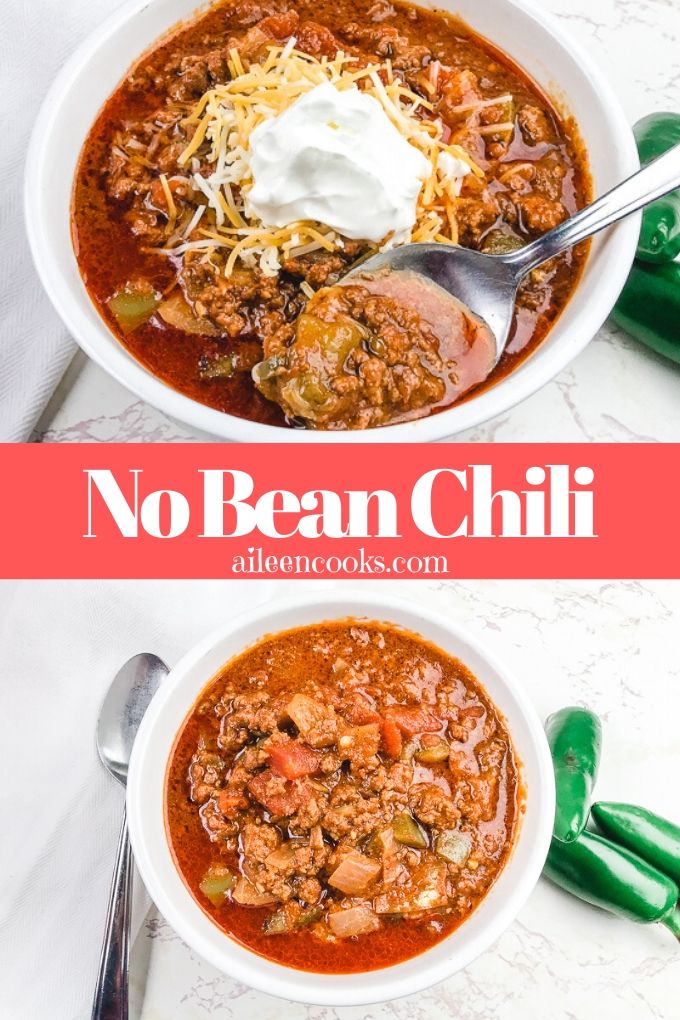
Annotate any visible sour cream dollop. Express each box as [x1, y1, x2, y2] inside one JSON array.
[[245, 81, 432, 242]]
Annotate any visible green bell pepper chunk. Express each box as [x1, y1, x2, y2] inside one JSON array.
[[481, 228, 525, 256], [591, 802, 680, 887], [108, 284, 160, 334], [543, 829, 680, 940], [414, 736, 449, 764], [262, 910, 290, 935], [199, 354, 239, 379], [198, 865, 236, 906], [545, 707, 602, 843], [392, 813, 428, 849]]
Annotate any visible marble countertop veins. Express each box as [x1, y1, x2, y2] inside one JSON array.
[[33, 0, 680, 443]]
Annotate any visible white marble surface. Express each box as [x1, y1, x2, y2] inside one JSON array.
[[32, 0, 680, 444], [114, 578, 680, 1020]]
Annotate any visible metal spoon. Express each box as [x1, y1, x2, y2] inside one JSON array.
[[93, 653, 169, 1020], [348, 143, 680, 362]]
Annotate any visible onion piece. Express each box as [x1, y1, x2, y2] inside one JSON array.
[[265, 840, 304, 870], [328, 905, 381, 938], [232, 877, 278, 907], [328, 851, 381, 895], [157, 291, 221, 336], [435, 829, 473, 866]]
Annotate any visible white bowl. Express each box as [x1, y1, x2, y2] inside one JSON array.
[[126, 590, 554, 1005], [26, 0, 638, 442]]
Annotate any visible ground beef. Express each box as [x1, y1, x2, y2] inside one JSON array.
[[218, 690, 283, 751], [517, 104, 555, 146], [342, 22, 429, 69], [516, 193, 567, 234], [228, 10, 300, 59], [408, 782, 460, 829], [188, 746, 225, 803], [286, 693, 339, 748], [283, 782, 326, 833], [241, 822, 281, 861], [199, 798, 239, 841], [456, 190, 502, 247], [281, 252, 357, 288], [295, 21, 344, 58], [322, 782, 385, 841], [181, 261, 297, 340]]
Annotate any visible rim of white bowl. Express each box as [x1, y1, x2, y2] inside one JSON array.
[[126, 589, 555, 1005], [25, 0, 639, 442]]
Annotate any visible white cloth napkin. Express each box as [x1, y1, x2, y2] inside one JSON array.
[[0, 0, 121, 442], [0, 579, 325, 1020]]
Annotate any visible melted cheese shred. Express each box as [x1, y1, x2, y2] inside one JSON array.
[[163, 41, 486, 277]]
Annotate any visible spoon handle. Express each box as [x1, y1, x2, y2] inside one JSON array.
[[507, 144, 680, 276], [91, 807, 133, 1020]]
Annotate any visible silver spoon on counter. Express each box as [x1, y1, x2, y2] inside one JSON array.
[[93, 653, 169, 1020], [348, 143, 680, 363]]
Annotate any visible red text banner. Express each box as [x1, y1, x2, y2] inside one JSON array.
[[0, 443, 677, 579]]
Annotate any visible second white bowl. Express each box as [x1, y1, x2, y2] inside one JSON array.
[[126, 590, 554, 1005]]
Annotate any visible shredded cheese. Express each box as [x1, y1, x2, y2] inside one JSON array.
[[158, 174, 177, 233], [162, 41, 488, 277]]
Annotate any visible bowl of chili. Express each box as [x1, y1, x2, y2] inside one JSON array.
[[126, 590, 554, 1004], [25, 0, 639, 440]]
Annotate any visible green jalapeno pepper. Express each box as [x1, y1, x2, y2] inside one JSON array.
[[612, 111, 680, 361], [591, 802, 680, 887], [633, 112, 680, 264], [612, 260, 680, 364], [546, 707, 602, 843], [638, 193, 680, 264], [544, 829, 680, 939]]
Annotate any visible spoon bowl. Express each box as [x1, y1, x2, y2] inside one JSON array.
[[97, 652, 170, 787], [347, 242, 519, 361]]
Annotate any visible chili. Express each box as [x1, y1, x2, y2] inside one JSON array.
[[72, 0, 590, 428], [165, 620, 520, 972]]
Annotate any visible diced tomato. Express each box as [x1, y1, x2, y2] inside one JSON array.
[[385, 705, 442, 737], [247, 769, 310, 817], [267, 741, 320, 780], [380, 717, 403, 759], [260, 11, 300, 39]]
